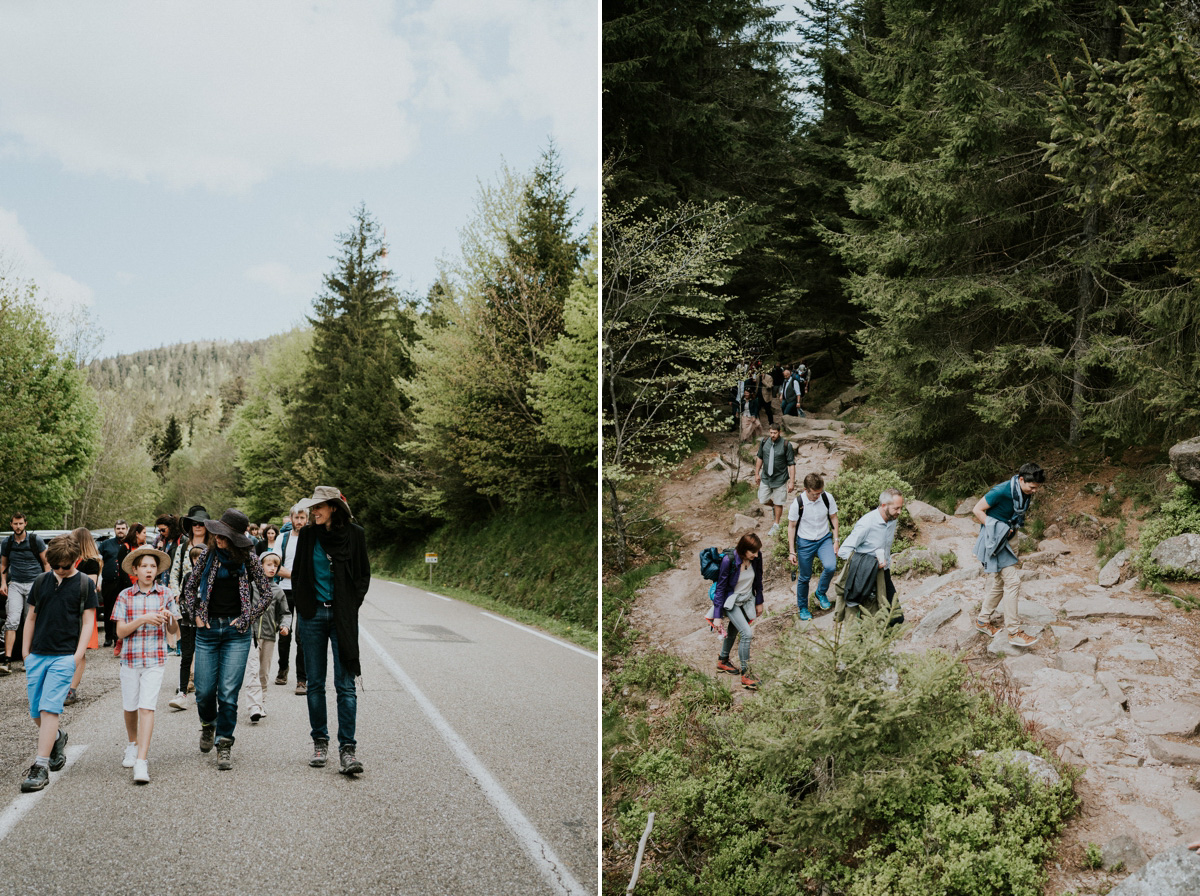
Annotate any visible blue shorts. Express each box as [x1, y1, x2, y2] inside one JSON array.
[[26, 653, 75, 719]]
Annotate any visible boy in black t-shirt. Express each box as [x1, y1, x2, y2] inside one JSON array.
[[19, 537, 98, 792]]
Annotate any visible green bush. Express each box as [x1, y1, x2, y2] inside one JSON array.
[[829, 466, 915, 531], [605, 612, 1077, 896], [1135, 474, 1200, 582]]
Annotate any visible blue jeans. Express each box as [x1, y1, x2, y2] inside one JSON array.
[[194, 619, 252, 742], [299, 604, 357, 749], [796, 533, 836, 610]]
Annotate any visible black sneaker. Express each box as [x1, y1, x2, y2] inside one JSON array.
[[0, 661, 10, 677], [199, 724, 215, 753], [49, 731, 67, 772], [339, 747, 363, 776], [275, 673, 288, 686], [310, 738, 329, 768], [216, 739, 233, 771], [20, 763, 48, 793]]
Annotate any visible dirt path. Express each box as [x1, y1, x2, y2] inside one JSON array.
[[630, 407, 1200, 894]]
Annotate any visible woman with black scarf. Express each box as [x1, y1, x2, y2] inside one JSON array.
[[291, 486, 370, 776], [181, 508, 275, 771]]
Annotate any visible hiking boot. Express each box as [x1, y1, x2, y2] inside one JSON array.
[[339, 747, 363, 776], [767, 523, 780, 537], [133, 759, 150, 784], [310, 738, 329, 767], [63, 687, 77, 706], [814, 592, 831, 611], [20, 764, 48, 793], [716, 658, 740, 674], [122, 742, 138, 768], [199, 724, 215, 753], [741, 672, 760, 690], [1008, 631, 1041, 649], [975, 619, 1000, 636], [49, 731, 67, 772], [169, 691, 188, 711], [295, 681, 307, 696], [216, 739, 233, 770], [0, 661, 10, 676], [798, 605, 813, 621]]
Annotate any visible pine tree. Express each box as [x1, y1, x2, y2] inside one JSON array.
[[295, 205, 416, 537]]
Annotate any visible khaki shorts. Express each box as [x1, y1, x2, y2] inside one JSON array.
[[758, 482, 788, 506]]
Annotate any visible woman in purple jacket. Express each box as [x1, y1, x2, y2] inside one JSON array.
[[712, 532, 765, 690]]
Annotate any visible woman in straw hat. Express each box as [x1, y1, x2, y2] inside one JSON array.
[[180, 508, 275, 771]]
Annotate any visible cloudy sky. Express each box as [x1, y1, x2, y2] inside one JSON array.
[[0, 0, 598, 357]]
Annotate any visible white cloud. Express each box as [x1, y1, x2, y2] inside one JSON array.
[[0, 208, 94, 310], [0, 0, 597, 195], [246, 262, 318, 297]]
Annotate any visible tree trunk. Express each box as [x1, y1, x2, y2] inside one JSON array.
[[1070, 203, 1098, 447], [604, 477, 628, 574]]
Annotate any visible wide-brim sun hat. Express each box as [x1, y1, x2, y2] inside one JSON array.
[[202, 508, 254, 549], [294, 486, 351, 517], [182, 505, 211, 529], [121, 546, 172, 577]]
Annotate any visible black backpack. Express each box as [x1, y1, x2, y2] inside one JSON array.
[[792, 492, 832, 527]]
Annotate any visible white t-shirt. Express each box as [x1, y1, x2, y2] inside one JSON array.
[[788, 490, 839, 541]]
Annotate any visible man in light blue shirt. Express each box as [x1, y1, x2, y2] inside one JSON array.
[[833, 488, 904, 623]]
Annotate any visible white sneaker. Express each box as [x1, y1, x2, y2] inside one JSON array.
[[168, 691, 188, 711], [122, 742, 138, 768], [767, 523, 780, 537], [132, 759, 149, 784]]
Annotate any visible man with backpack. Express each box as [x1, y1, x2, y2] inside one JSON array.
[[1, 513, 50, 675], [754, 423, 795, 537], [786, 473, 840, 621], [781, 366, 806, 417]]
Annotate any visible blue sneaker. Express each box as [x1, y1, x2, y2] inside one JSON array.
[[798, 606, 812, 621], [815, 592, 831, 611]]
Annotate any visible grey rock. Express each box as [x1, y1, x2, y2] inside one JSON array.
[[1169, 436, 1200, 487], [1002, 652, 1048, 687], [1147, 736, 1200, 766], [911, 594, 962, 640], [1099, 549, 1131, 587], [1096, 671, 1128, 707], [1107, 642, 1160, 662], [1103, 835, 1150, 873], [1044, 524, 1062, 538], [1109, 846, 1200, 896], [907, 499, 946, 523], [704, 454, 730, 471], [1052, 626, 1089, 651], [1064, 597, 1163, 619], [968, 749, 1061, 786], [1150, 534, 1200, 577], [954, 497, 979, 516], [1070, 688, 1121, 727], [731, 513, 761, 534], [1037, 537, 1071, 554], [1054, 652, 1097, 674], [1018, 599, 1057, 625], [1130, 701, 1200, 737], [891, 547, 944, 577], [1021, 550, 1059, 568]]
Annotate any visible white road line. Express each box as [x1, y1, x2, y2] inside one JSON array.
[[426, 591, 451, 602], [361, 627, 590, 896], [0, 744, 88, 842], [479, 613, 598, 659]]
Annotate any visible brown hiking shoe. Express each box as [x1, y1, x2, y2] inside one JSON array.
[[974, 619, 1000, 636], [741, 672, 759, 690], [716, 658, 740, 674], [1008, 631, 1041, 648]]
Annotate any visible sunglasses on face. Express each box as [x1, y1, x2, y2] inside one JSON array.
[[52, 564, 74, 572]]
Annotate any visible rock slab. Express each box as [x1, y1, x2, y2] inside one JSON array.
[[1063, 597, 1162, 619], [907, 499, 946, 523], [1111, 844, 1200, 895], [1099, 548, 1131, 587], [1151, 534, 1200, 576], [1147, 736, 1200, 766], [1131, 702, 1200, 737], [1103, 835, 1150, 873], [910, 594, 961, 640]]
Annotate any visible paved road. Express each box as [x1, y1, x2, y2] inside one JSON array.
[[0, 579, 598, 895]]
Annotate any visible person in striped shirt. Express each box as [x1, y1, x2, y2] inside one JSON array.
[[113, 546, 179, 784]]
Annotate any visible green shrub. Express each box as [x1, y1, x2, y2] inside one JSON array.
[[1083, 842, 1103, 870], [829, 467, 915, 531], [1135, 474, 1200, 582], [1096, 518, 1126, 564]]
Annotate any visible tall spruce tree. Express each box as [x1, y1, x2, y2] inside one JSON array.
[[296, 205, 416, 537]]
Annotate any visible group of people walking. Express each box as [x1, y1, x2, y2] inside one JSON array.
[[731, 359, 811, 441], [3, 484, 371, 792], [709, 434, 1047, 687]]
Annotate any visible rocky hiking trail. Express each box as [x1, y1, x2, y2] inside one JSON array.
[[630, 409, 1200, 895]]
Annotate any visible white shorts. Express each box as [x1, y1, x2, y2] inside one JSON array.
[[120, 664, 166, 712], [758, 482, 788, 506]]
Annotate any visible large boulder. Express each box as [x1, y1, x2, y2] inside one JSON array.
[[1150, 534, 1200, 576], [1111, 845, 1200, 894], [906, 499, 946, 523], [1169, 436, 1200, 487], [890, 547, 944, 577], [730, 513, 760, 534], [1099, 548, 1131, 586]]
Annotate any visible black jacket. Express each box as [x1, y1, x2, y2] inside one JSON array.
[[291, 522, 370, 677]]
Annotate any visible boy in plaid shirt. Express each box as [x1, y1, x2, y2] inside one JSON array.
[[113, 546, 179, 784]]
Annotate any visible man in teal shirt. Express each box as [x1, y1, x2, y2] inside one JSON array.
[[973, 462, 1045, 648]]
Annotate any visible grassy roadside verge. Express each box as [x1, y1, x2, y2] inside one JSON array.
[[371, 504, 597, 652]]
